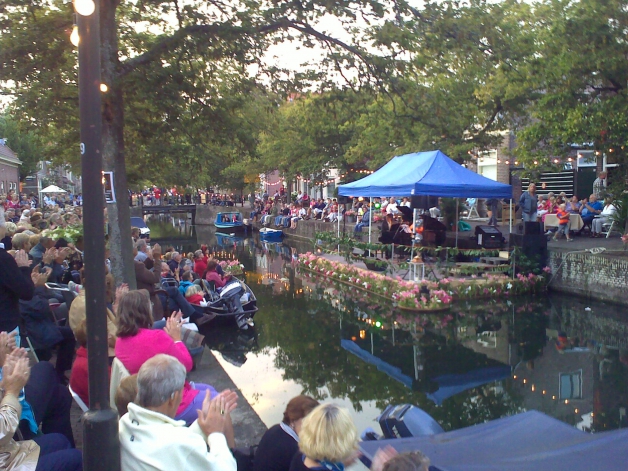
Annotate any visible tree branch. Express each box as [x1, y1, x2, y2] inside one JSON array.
[[117, 20, 288, 78]]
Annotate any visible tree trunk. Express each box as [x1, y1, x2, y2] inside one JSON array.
[[100, 0, 136, 289]]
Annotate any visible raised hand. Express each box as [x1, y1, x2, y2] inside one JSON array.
[[55, 247, 72, 263], [197, 391, 227, 437], [164, 312, 182, 342], [42, 247, 57, 265], [152, 243, 161, 258], [14, 250, 32, 268], [215, 389, 238, 415], [0, 331, 17, 367], [31, 267, 52, 287], [2, 350, 30, 397]]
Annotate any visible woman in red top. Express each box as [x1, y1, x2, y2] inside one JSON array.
[[193, 249, 208, 277], [114, 290, 232, 435]]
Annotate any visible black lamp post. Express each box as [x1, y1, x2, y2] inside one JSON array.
[[75, 0, 120, 468]]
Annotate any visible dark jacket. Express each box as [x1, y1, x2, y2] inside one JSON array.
[[134, 258, 163, 319], [0, 248, 35, 332], [19, 287, 63, 349], [254, 424, 299, 471]]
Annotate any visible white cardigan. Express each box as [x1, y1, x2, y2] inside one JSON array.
[[119, 402, 236, 471]]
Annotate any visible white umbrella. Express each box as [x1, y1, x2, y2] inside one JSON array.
[[40, 185, 67, 193]]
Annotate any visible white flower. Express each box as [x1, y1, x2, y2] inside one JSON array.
[[506, 283, 512, 290]]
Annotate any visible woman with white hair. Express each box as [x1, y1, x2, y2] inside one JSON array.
[[289, 403, 358, 471]]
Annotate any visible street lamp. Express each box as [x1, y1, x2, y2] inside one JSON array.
[[73, 0, 120, 469]]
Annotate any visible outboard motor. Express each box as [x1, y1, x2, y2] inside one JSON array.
[[220, 280, 247, 329], [378, 404, 444, 438]]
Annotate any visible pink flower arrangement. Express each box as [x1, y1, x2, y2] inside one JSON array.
[[299, 253, 547, 305]]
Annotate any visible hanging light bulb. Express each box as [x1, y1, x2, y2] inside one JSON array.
[[74, 0, 95, 15], [100, 83, 108, 92], [70, 25, 80, 46]]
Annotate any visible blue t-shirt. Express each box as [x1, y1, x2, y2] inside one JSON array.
[[582, 200, 603, 217]]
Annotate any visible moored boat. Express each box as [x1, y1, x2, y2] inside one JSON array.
[[214, 212, 245, 232], [193, 278, 258, 329], [259, 227, 284, 241]]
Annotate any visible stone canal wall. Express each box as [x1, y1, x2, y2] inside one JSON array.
[[548, 249, 628, 305]]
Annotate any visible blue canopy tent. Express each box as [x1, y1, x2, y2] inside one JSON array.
[[338, 150, 512, 198], [338, 150, 513, 246], [359, 411, 628, 471]]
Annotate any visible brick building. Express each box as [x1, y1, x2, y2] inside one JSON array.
[[0, 139, 21, 194]]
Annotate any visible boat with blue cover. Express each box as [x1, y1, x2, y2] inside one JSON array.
[[259, 227, 284, 241], [214, 212, 245, 232]]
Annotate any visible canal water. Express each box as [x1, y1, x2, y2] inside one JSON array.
[[147, 217, 628, 434]]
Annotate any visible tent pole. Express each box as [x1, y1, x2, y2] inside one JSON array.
[[509, 199, 513, 235], [410, 207, 416, 263], [368, 197, 373, 250], [337, 206, 340, 254], [455, 199, 459, 248]]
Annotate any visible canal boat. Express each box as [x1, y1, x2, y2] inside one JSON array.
[[193, 278, 258, 329], [214, 212, 245, 232], [259, 227, 284, 241], [130, 216, 150, 239]]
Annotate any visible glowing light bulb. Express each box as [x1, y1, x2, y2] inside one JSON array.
[[70, 25, 80, 46], [73, 0, 95, 16], [100, 83, 108, 92]]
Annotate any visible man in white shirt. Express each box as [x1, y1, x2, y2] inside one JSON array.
[[385, 197, 399, 215], [119, 354, 237, 471], [591, 198, 616, 237]]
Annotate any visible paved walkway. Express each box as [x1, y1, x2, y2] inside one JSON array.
[[70, 348, 268, 449]]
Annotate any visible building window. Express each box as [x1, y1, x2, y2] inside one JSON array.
[[559, 370, 583, 399]]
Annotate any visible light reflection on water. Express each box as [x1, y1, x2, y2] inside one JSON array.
[[146, 218, 628, 433]]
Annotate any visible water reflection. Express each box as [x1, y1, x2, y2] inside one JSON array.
[[144, 219, 628, 433]]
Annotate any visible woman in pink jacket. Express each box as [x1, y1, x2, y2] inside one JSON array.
[[114, 290, 232, 440]]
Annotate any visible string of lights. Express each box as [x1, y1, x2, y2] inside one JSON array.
[[511, 373, 586, 416]]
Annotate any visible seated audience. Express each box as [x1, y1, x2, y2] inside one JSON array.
[[0, 343, 82, 471], [19, 267, 76, 383], [70, 319, 112, 407], [185, 284, 205, 305], [591, 196, 617, 237], [579, 194, 603, 231], [289, 403, 359, 471], [114, 374, 138, 417], [204, 260, 233, 289], [254, 395, 320, 471], [114, 290, 221, 425], [565, 195, 581, 214], [0, 208, 35, 334], [118, 354, 237, 471]]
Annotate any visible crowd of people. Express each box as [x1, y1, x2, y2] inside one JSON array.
[[0, 195, 435, 471], [129, 188, 244, 207], [519, 180, 617, 240]]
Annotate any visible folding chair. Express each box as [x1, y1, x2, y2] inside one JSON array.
[[601, 220, 621, 238], [69, 385, 88, 412], [466, 201, 480, 219]]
